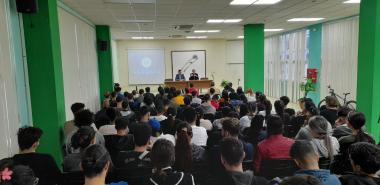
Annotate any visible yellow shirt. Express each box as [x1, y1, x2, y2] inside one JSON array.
[[173, 96, 185, 105]]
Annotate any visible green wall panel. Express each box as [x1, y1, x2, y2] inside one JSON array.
[[307, 24, 322, 104], [96, 25, 113, 102]]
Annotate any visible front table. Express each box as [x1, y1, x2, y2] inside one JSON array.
[[164, 80, 212, 90]]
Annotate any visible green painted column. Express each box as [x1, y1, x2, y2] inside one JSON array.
[[307, 24, 322, 104], [357, 0, 380, 142], [244, 24, 264, 92], [96, 25, 113, 102], [22, 0, 66, 164]]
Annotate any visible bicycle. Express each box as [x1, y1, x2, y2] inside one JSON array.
[[318, 85, 357, 110]]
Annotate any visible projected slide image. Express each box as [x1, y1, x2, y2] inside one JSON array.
[[128, 49, 165, 85]]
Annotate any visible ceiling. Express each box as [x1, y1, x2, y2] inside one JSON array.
[[62, 0, 360, 40]]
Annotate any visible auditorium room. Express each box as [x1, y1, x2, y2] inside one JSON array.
[[1, 0, 380, 185]]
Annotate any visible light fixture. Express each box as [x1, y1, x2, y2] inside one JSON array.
[[264, 29, 284, 32], [194, 30, 220, 33], [230, 0, 256, 5], [131, 37, 154, 40], [186, 36, 208, 39], [253, 0, 282, 4], [343, 0, 360, 3], [119, 20, 155, 23], [237, 36, 244, 39], [207, 19, 242, 23], [288, 18, 325, 22]]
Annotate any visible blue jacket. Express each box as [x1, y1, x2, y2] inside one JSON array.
[[295, 169, 341, 185]]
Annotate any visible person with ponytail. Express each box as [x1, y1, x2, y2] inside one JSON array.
[[0, 158, 37, 185], [147, 139, 195, 185], [274, 100, 291, 127], [64, 126, 96, 172], [160, 107, 178, 136]]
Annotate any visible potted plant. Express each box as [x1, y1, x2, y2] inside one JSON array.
[[300, 78, 316, 98]]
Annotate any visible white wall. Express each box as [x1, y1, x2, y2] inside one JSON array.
[[116, 39, 245, 92], [58, 8, 100, 121], [0, 0, 23, 158]]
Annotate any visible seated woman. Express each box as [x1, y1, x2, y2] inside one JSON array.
[[147, 139, 195, 185], [63, 126, 96, 172], [0, 158, 38, 185], [320, 96, 340, 128]]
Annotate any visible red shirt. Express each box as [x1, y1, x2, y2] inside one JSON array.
[[210, 100, 219, 110], [253, 134, 295, 172]]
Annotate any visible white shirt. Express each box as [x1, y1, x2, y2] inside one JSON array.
[[150, 115, 167, 122], [240, 115, 251, 131], [191, 97, 202, 105], [199, 119, 213, 131], [99, 125, 117, 135], [191, 125, 208, 146]]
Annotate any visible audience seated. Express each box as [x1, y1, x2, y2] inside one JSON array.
[[243, 115, 266, 150], [144, 87, 156, 103], [128, 106, 151, 134], [254, 115, 295, 173], [216, 138, 269, 185], [146, 139, 195, 185], [115, 123, 152, 169], [320, 96, 340, 128], [99, 108, 119, 135], [64, 102, 85, 137], [195, 107, 213, 131], [0, 158, 37, 185], [290, 140, 341, 185], [173, 90, 185, 106], [160, 107, 179, 136], [280, 96, 295, 117], [200, 94, 216, 115], [135, 89, 144, 104], [333, 106, 353, 139], [183, 107, 208, 146], [150, 104, 167, 122], [210, 94, 220, 110], [63, 126, 96, 172], [13, 127, 61, 185], [191, 91, 202, 105], [281, 175, 322, 185], [239, 103, 254, 131], [274, 100, 291, 130], [104, 117, 134, 162]]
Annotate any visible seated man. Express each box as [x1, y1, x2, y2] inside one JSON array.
[[189, 69, 199, 80], [281, 175, 323, 185], [332, 106, 352, 139], [64, 102, 85, 137], [104, 117, 135, 162], [115, 123, 152, 169], [280, 96, 296, 117], [175, 69, 186, 81], [13, 127, 61, 185], [216, 138, 269, 185], [254, 115, 295, 173], [290, 140, 341, 185], [183, 107, 208, 146]]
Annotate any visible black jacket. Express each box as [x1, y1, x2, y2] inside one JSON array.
[[340, 174, 380, 185], [217, 171, 270, 185]]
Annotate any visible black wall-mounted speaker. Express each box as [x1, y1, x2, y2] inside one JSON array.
[[16, 0, 38, 14], [99, 40, 108, 51]]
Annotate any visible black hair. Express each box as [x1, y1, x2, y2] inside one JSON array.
[[229, 92, 239, 100], [221, 106, 232, 117], [248, 115, 265, 146], [139, 89, 144, 94], [191, 91, 197, 97], [115, 96, 123, 103], [236, 87, 244, 94], [111, 92, 117, 98], [145, 87, 151, 93], [239, 103, 249, 118], [158, 87, 164, 95], [222, 118, 240, 137], [143, 96, 154, 106], [183, 95, 192, 106], [183, 107, 197, 124], [349, 142, 380, 174], [189, 83, 194, 88], [290, 140, 318, 164], [266, 115, 284, 136], [280, 175, 322, 185], [174, 123, 193, 172], [203, 94, 211, 102], [71, 103, 85, 114], [138, 106, 151, 121], [17, 127, 43, 151], [279, 96, 290, 106], [195, 107, 204, 127], [95, 115, 111, 129], [163, 107, 177, 135], [348, 112, 375, 144], [151, 139, 175, 182], [115, 117, 129, 130], [264, 99, 272, 116], [81, 144, 112, 178], [305, 101, 319, 116], [122, 101, 129, 110], [212, 94, 219, 100], [123, 91, 129, 97], [133, 123, 152, 146], [0, 158, 36, 185], [209, 88, 215, 95], [274, 100, 285, 116], [337, 106, 351, 117], [222, 90, 229, 100], [74, 109, 94, 127], [131, 90, 137, 95], [105, 107, 117, 122], [114, 86, 122, 93], [71, 126, 96, 150], [220, 138, 244, 166]]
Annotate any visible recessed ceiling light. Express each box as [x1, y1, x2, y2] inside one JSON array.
[[238, 36, 244, 39], [126, 30, 154, 33], [343, 0, 360, 3], [186, 36, 208, 39], [194, 30, 220, 33], [207, 19, 242, 23], [288, 18, 325, 22], [264, 29, 284, 32], [119, 20, 155, 23], [254, 0, 282, 4], [207, 19, 224, 23], [224, 19, 242, 23], [207, 30, 220, 33], [230, 0, 256, 5], [131, 37, 154, 40]]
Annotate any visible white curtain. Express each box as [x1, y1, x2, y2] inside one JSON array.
[[321, 17, 359, 102], [59, 8, 100, 121], [265, 30, 308, 102]]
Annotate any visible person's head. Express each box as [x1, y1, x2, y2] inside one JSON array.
[[229, 92, 239, 101], [220, 138, 245, 170], [178, 69, 182, 74], [123, 91, 129, 98], [349, 142, 380, 175], [174, 122, 193, 172], [325, 96, 340, 108], [280, 175, 322, 185], [71, 103, 85, 115], [158, 86, 164, 95], [308, 116, 334, 159], [250, 115, 265, 134], [105, 107, 118, 123], [139, 106, 151, 122], [74, 109, 94, 127], [305, 101, 319, 118], [222, 90, 229, 100], [71, 126, 96, 150], [111, 92, 117, 99], [115, 96, 123, 104], [191, 91, 197, 98], [263, 99, 273, 116], [151, 139, 175, 174], [266, 115, 284, 136], [212, 94, 219, 101], [139, 89, 144, 95], [115, 117, 129, 135], [290, 140, 319, 169], [203, 94, 211, 102], [274, 100, 285, 115], [143, 96, 154, 106], [183, 95, 192, 106], [279, 96, 290, 106], [348, 111, 375, 143], [221, 118, 240, 138], [133, 123, 152, 147], [145, 87, 151, 93], [183, 107, 197, 125], [121, 101, 129, 110], [209, 88, 215, 95], [221, 106, 232, 117], [239, 103, 249, 118], [131, 90, 137, 96], [17, 127, 43, 152], [192, 69, 196, 73], [336, 106, 351, 125], [0, 158, 37, 185], [114, 86, 122, 93], [81, 145, 112, 179], [236, 87, 243, 94]]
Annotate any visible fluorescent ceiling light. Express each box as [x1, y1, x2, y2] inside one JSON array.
[[264, 29, 284, 32], [238, 36, 244, 39], [194, 30, 220, 33], [131, 37, 154, 40], [230, 0, 256, 5], [186, 36, 208, 39], [207, 19, 242, 23], [254, 0, 282, 4], [119, 20, 155, 23], [343, 0, 360, 3], [288, 18, 325, 22], [126, 30, 154, 33]]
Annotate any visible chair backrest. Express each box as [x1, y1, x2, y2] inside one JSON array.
[[60, 172, 84, 185], [110, 167, 152, 185], [258, 159, 298, 179], [319, 157, 331, 170]]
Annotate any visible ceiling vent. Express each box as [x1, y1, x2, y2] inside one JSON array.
[[173, 25, 194, 31]]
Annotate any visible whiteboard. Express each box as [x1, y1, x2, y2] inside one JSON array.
[[171, 50, 206, 80]]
